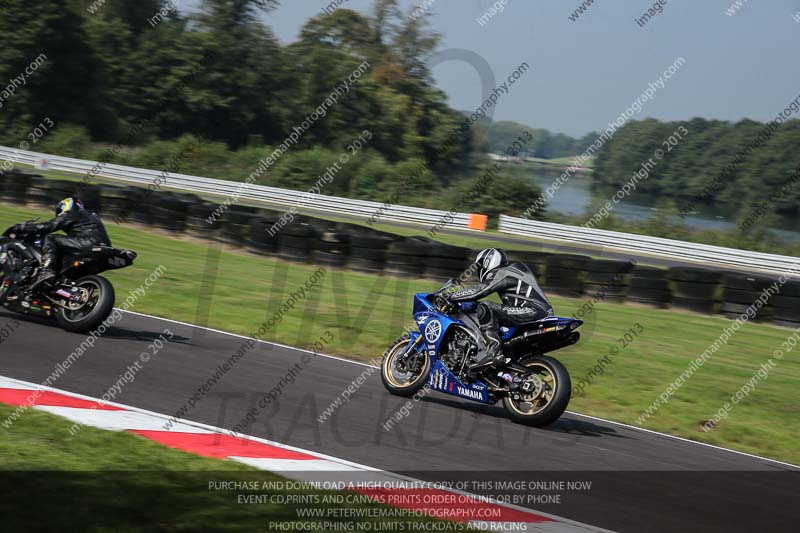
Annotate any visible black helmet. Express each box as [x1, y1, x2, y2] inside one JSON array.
[[55, 197, 83, 217], [475, 248, 508, 281]]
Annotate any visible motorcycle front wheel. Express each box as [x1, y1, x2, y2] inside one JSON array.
[[381, 336, 430, 397], [502, 355, 571, 427], [56, 275, 116, 334]]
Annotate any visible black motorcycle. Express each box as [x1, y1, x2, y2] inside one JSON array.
[[0, 220, 137, 333]]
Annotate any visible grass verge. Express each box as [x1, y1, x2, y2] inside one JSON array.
[[0, 404, 469, 532], [0, 205, 798, 465]]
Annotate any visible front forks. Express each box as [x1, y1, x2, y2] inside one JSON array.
[[396, 335, 424, 372]]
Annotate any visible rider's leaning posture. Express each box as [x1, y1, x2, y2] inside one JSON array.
[[16, 197, 112, 287], [448, 248, 553, 369]]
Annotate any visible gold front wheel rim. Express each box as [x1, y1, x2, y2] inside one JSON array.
[[384, 339, 428, 388]]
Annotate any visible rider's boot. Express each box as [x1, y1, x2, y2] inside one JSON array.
[[470, 325, 506, 371], [30, 254, 57, 289]]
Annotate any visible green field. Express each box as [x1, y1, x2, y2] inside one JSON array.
[[0, 404, 456, 532], [1, 204, 798, 465]]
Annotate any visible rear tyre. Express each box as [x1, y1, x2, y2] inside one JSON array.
[[381, 337, 430, 397], [56, 275, 116, 334], [502, 355, 571, 427]]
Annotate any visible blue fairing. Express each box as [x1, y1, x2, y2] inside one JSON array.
[[500, 315, 578, 341], [411, 292, 580, 405], [428, 359, 491, 403], [413, 294, 463, 354], [411, 293, 492, 403]]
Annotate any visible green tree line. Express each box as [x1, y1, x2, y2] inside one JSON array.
[[0, 0, 541, 217], [593, 117, 800, 226], [488, 120, 598, 159]]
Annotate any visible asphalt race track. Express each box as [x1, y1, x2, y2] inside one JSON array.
[[1, 310, 797, 532]]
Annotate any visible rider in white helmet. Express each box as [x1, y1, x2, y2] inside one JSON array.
[[449, 248, 554, 369]]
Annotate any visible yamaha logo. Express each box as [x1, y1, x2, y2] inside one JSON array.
[[424, 320, 442, 343]]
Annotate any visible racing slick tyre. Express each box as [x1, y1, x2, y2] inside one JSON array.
[[56, 275, 116, 334], [381, 336, 430, 397], [502, 355, 571, 427]]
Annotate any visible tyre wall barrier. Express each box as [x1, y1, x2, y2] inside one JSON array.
[[628, 266, 671, 308], [2, 170, 797, 327]]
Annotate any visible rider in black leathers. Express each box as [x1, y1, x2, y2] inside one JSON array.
[[16, 197, 112, 287], [449, 248, 553, 370]]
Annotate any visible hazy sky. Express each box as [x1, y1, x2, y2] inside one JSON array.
[[182, 0, 800, 137]]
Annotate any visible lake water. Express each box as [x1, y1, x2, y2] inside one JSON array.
[[530, 172, 800, 244]]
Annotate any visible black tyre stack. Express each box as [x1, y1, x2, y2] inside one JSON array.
[[247, 211, 282, 256], [584, 259, 634, 302], [384, 237, 432, 278], [425, 243, 470, 280], [0, 170, 32, 203], [771, 280, 800, 328], [668, 267, 722, 314], [78, 184, 103, 213], [26, 176, 56, 207], [186, 201, 222, 239], [303, 216, 334, 235], [45, 179, 77, 205], [278, 221, 317, 263], [720, 273, 776, 321], [348, 234, 392, 273], [218, 206, 259, 245], [314, 229, 350, 267], [150, 192, 191, 233], [544, 254, 590, 296], [97, 185, 133, 219], [627, 266, 671, 307], [127, 186, 153, 225], [507, 250, 549, 278]]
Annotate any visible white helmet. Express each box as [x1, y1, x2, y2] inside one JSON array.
[[475, 248, 507, 281]]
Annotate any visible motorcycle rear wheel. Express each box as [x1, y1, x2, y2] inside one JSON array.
[[502, 355, 571, 427], [381, 336, 430, 397], [56, 275, 116, 334]]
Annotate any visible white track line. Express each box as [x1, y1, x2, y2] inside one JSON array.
[[119, 309, 800, 470], [0, 374, 613, 533]]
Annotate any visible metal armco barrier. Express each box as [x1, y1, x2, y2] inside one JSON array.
[[3, 145, 798, 277], [498, 215, 799, 277], [0, 146, 471, 230]]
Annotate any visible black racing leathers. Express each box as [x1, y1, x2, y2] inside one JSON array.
[[28, 210, 111, 271], [449, 262, 553, 366]]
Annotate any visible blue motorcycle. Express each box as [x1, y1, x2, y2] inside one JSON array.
[[381, 279, 582, 426]]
